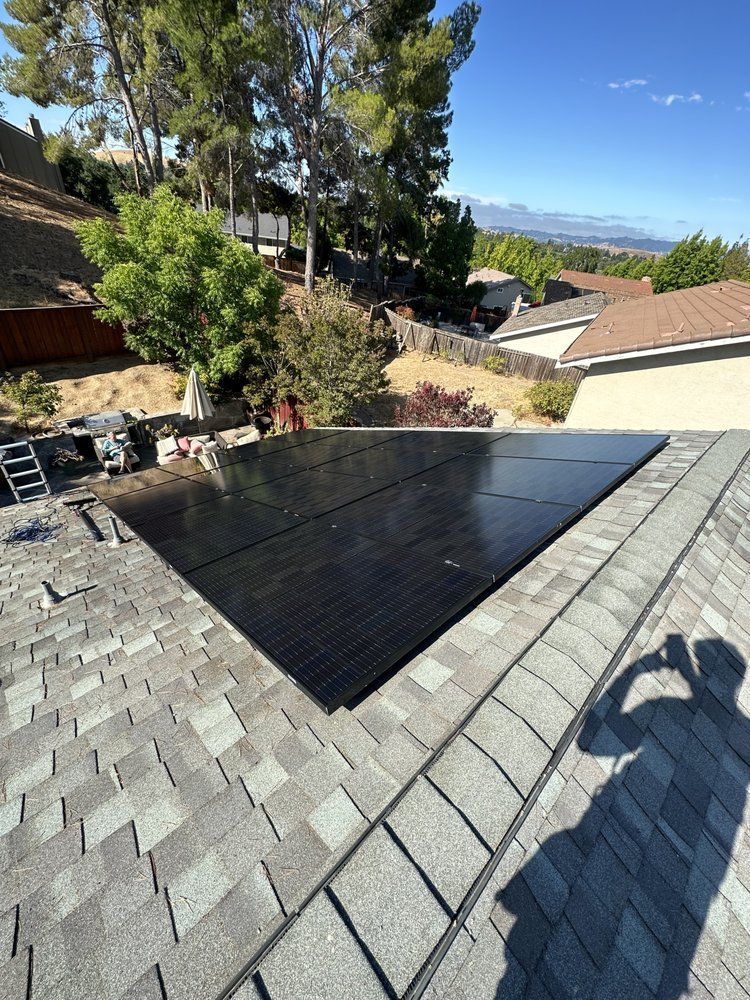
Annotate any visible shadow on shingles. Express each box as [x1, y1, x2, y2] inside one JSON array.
[[494, 634, 749, 999]]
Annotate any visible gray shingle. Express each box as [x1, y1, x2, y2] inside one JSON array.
[[388, 777, 490, 912], [465, 698, 551, 796], [331, 827, 450, 995], [430, 736, 522, 848], [258, 893, 388, 999]]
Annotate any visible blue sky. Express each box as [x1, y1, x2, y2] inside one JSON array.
[[2, 0, 748, 243]]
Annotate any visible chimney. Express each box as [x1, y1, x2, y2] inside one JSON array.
[[511, 294, 523, 317], [25, 115, 45, 144]]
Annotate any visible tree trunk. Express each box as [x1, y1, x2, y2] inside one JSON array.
[[249, 175, 259, 253], [352, 189, 360, 285], [99, 0, 155, 189], [370, 212, 383, 287], [305, 134, 320, 292], [147, 85, 164, 182], [130, 136, 142, 196], [304, 51, 324, 293], [199, 176, 209, 212], [228, 144, 236, 238]]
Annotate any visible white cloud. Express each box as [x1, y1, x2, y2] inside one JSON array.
[[709, 196, 742, 204], [744, 90, 750, 100], [649, 92, 703, 106], [608, 78, 648, 90]]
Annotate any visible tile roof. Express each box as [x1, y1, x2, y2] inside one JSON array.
[[1, 427, 749, 1000], [560, 279, 750, 364], [468, 267, 527, 287], [494, 293, 610, 336], [558, 269, 655, 300]]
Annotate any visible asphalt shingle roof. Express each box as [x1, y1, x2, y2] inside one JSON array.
[[1, 427, 749, 1000], [494, 292, 611, 336]]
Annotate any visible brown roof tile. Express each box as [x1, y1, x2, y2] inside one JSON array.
[[557, 269, 655, 301], [560, 279, 750, 364]]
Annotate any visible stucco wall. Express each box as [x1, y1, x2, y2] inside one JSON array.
[[493, 320, 592, 359], [481, 279, 529, 310], [565, 341, 750, 430]]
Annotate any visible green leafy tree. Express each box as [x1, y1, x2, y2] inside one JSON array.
[[421, 196, 476, 300], [272, 279, 389, 425], [44, 132, 121, 211], [722, 239, 750, 282], [1, 371, 63, 432], [650, 231, 727, 293], [75, 186, 283, 391]]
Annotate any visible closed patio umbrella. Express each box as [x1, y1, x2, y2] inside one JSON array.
[[180, 367, 215, 431]]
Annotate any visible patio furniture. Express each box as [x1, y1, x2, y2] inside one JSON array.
[[155, 433, 218, 465], [93, 430, 141, 475], [215, 424, 263, 448]]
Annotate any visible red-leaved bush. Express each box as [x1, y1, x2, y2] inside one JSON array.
[[394, 381, 495, 428]]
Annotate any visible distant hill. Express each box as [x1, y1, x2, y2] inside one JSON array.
[[483, 225, 676, 256], [0, 171, 111, 308]]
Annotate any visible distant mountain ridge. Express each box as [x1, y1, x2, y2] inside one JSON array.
[[483, 225, 676, 255]]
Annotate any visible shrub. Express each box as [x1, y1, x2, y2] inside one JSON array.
[[0, 371, 63, 432], [395, 382, 495, 428], [482, 354, 507, 376], [525, 380, 577, 421], [271, 278, 390, 426], [395, 305, 418, 322]]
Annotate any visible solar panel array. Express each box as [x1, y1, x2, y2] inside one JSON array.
[[91, 428, 667, 712]]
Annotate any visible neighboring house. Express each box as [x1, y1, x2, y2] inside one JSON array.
[[467, 267, 532, 310], [197, 206, 289, 256], [0, 115, 64, 193], [545, 268, 654, 304], [488, 292, 610, 358], [560, 279, 750, 430]]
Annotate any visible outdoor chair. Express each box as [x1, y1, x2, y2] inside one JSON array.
[[93, 431, 140, 476], [155, 433, 218, 465]]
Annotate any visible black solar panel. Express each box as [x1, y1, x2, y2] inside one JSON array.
[[90, 467, 176, 499], [132, 494, 303, 573], [189, 454, 302, 493], [317, 447, 452, 482], [186, 523, 488, 711], [326, 482, 578, 578], [95, 427, 668, 712], [380, 430, 509, 453], [223, 428, 342, 460], [241, 469, 389, 517], [158, 448, 255, 477], [413, 454, 632, 507], [103, 477, 220, 525], [326, 428, 408, 447], [469, 431, 666, 465]]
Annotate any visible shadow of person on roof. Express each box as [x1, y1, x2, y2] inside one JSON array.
[[492, 634, 750, 999]]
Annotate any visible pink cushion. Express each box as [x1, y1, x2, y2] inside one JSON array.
[[162, 451, 185, 464], [177, 435, 191, 452], [189, 440, 204, 455]]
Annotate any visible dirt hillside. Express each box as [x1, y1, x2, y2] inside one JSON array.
[[0, 171, 112, 308]]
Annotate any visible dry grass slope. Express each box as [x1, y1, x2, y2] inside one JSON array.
[[0, 171, 112, 308]]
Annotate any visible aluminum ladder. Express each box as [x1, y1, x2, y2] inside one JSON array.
[[0, 440, 52, 503]]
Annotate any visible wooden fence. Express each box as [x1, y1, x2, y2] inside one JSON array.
[[0, 304, 126, 367], [375, 306, 586, 386]]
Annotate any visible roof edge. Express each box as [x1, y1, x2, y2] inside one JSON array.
[[559, 329, 750, 367]]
